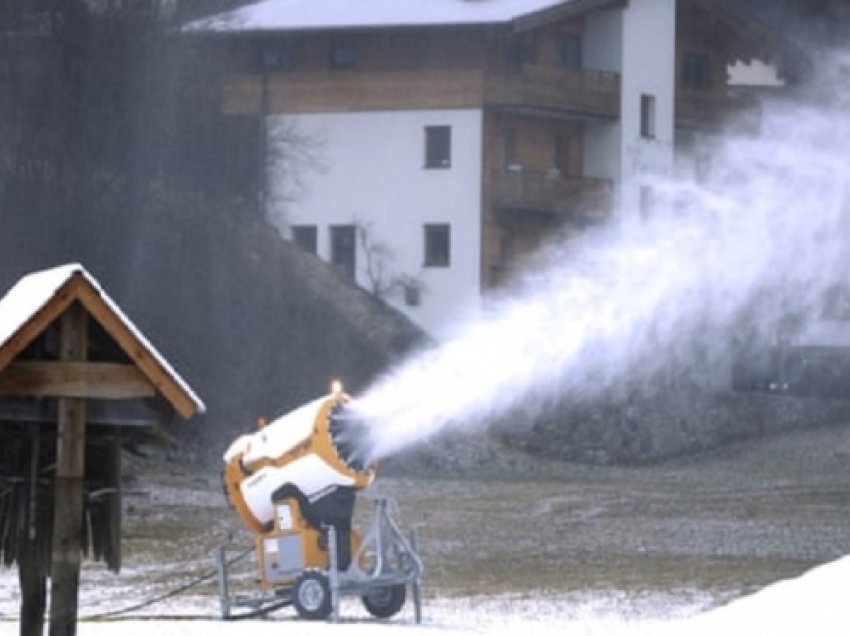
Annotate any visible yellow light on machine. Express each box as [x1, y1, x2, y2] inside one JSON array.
[[330, 379, 344, 395]]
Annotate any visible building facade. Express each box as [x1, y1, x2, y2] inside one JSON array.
[[189, 0, 781, 335]]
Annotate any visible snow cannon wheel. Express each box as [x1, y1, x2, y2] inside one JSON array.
[[293, 570, 332, 621], [361, 584, 406, 619]]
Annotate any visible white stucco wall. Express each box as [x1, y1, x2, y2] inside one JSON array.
[[266, 109, 484, 336], [619, 0, 677, 215]]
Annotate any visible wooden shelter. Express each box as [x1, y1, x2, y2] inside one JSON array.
[[0, 263, 205, 636]]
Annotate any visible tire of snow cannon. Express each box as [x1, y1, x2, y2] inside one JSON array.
[[293, 570, 332, 620], [361, 584, 406, 619]]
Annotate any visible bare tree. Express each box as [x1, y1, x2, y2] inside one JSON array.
[[265, 118, 326, 227], [354, 220, 423, 305]]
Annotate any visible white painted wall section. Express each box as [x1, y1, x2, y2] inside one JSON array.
[[619, 0, 676, 215], [267, 109, 484, 335]]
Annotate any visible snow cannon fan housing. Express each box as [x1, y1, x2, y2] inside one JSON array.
[[223, 389, 375, 535]]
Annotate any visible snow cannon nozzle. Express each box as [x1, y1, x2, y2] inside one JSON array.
[[329, 403, 373, 473]]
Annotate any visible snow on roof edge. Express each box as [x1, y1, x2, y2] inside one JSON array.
[[182, 0, 575, 34], [0, 263, 206, 416]]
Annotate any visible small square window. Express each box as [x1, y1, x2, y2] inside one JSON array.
[[291, 225, 317, 253], [640, 94, 656, 139], [424, 224, 450, 268], [682, 52, 711, 89], [425, 126, 451, 169], [330, 44, 355, 68]]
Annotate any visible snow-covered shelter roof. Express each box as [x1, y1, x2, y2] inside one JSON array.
[[0, 263, 205, 419], [183, 0, 613, 33]]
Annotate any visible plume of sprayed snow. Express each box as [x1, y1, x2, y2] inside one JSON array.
[[350, 53, 850, 463]]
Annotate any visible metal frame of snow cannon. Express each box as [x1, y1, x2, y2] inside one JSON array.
[[215, 496, 423, 622], [327, 497, 424, 623]]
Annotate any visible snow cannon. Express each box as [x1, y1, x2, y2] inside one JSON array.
[[222, 385, 375, 535], [218, 384, 423, 623]]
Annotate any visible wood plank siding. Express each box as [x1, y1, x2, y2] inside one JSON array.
[[675, 1, 764, 131], [223, 65, 619, 117], [220, 20, 620, 119], [223, 69, 487, 114]]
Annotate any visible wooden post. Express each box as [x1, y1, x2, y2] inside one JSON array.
[[19, 428, 47, 636], [19, 549, 47, 636], [48, 303, 88, 636]]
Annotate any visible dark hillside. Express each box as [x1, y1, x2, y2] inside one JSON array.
[[0, 188, 425, 457], [0, 2, 425, 457]]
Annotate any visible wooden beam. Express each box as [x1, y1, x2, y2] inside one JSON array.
[[73, 282, 200, 419], [0, 361, 156, 399], [49, 302, 88, 636], [0, 277, 81, 374]]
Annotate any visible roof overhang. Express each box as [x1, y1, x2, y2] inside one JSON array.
[[0, 263, 205, 419], [182, 0, 621, 35]]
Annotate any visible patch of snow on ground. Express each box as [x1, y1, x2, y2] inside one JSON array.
[[2, 557, 850, 635]]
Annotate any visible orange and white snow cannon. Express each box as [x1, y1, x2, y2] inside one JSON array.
[[217, 384, 423, 622]]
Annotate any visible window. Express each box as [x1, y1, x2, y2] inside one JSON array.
[[682, 52, 711, 89], [504, 33, 536, 69], [640, 94, 656, 139], [261, 45, 297, 71], [424, 224, 450, 268], [639, 185, 654, 218], [501, 128, 518, 171], [425, 126, 451, 169], [330, 44, 355, 68], [553, 134, 571, 174], [558, 34, 582, 70], [330, 225, 356, 279], [291, 225, 317, 253]]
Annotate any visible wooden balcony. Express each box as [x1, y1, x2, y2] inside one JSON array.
[[485, 65, 620, 120], [675, 89, 761, 131], [492, 168, 613, 220]]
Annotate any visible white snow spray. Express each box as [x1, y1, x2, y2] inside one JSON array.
[[351, 55, 850, 463]]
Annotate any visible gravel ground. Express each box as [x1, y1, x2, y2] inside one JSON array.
[[1, 422, 849, 624]]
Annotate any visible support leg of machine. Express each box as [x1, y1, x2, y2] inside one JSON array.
[[216, 546, 231, 619], [411, 529, 423, 624], [327, 525, 340, 623]]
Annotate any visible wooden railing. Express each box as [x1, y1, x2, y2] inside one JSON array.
[[492, 168, 613, 218], [485, 65, 620, 119], [676, 89, 761, 131]]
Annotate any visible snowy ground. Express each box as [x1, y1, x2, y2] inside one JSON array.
[[2, 424, 850, 634], [3, 560, 850, 636]]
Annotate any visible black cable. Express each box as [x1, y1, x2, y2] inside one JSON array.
[[80, 546, 254, 621]]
